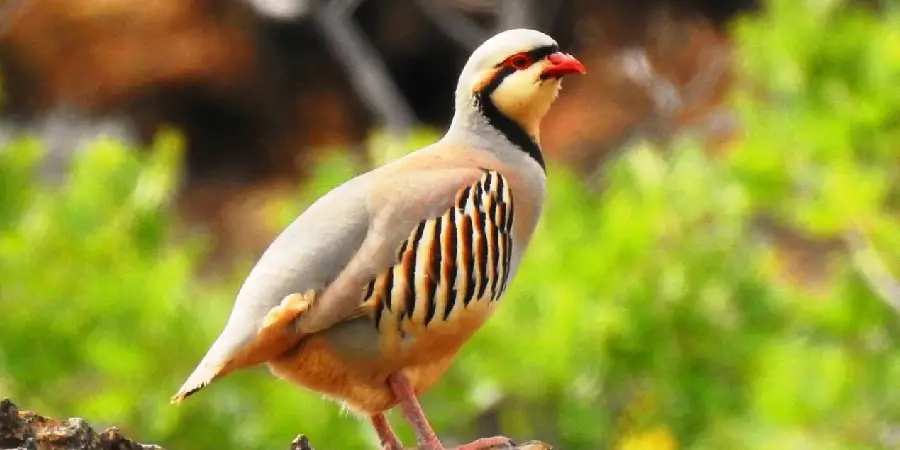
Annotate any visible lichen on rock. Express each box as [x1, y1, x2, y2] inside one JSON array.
[[0, 398, 165, 450]]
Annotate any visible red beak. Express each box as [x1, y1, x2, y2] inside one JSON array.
[[541, 52, 587, 79]]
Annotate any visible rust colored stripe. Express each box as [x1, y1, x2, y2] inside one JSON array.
[[429, 217, 443, 284], [374, 297, 385, 328], [405, 220, 426, 319], [474, 205, 488, 300], [458, 186, 472, 211], [501, 232, 512, 296], [508, 198, 515, 230], [501, 198, 514, 296], [474, 181, 484, 209], [424, 217, 442, 325], [489, 199, 502, 300], [495, 230, 507, 300], [397, 239, 409, 260], [497, 202, 508, 232], [460, 214, 476, 306], [382, 267, 394, 308], [394, 250, 414, 315], [443, 210, 458, 321]]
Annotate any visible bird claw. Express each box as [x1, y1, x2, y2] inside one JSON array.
[[451, 436, 518, 450]]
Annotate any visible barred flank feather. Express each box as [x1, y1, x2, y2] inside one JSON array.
[[362, 170, 515, 331]]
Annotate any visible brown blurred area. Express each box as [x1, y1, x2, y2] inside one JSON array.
[[0, 0, 761, 266]]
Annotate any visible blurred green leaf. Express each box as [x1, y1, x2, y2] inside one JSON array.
[[1, 0, 899, 449]]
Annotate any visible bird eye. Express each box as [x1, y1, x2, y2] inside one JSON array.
[[505, 53, 533, 70]]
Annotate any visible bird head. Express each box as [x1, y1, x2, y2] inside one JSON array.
[[454, 29, 586, 142]]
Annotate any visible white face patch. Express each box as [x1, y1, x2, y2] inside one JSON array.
[[487, 60, 563, 139]]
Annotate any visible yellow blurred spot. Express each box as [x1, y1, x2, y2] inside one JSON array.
[[617, 426, 678, 450]]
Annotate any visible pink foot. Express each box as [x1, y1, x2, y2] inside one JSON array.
[[452, 436, 517, 450]]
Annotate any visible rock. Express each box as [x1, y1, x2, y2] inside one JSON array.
[[0, 399, 165, 450], [1, 399, 554, 449], [289, 434, 315, 450]]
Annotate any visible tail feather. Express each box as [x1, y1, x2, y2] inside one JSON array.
[[170, 329, 246, 405], [170, 290, 318, 404], [170, 362, 226, 404]]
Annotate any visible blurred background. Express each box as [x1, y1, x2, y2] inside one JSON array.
[[1, 0, 898, 449]]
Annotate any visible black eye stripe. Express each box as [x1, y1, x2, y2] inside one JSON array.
[[493, 44, 560, 69], [480, 44, 560, 96], [529, 44, 559, 61]]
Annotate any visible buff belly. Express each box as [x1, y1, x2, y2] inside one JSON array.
[[266, 302, 495, 414]]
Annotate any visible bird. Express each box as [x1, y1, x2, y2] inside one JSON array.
[[171, 28, 586, 450]]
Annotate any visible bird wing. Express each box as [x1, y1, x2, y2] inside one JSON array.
[[172, 160, 488, 402], [290, 166, 491, 335]]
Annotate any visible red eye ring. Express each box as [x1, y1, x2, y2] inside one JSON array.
[[505, 53, 533, 70]]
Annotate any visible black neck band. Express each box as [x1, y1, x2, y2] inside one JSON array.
[[471, 45, 558, 171]]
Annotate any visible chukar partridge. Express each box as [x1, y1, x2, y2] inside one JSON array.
[[171, 28, 585, 450]]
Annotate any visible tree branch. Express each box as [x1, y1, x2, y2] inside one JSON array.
[[0, 108, 139, 182], [416, 0, 556, 51], [414, 0, 490, 50], [845, 228, 900, 315], [495, 0, 538, 31], [581, 43, 734, 191], [310, 0, 417, 137], [615, 44, 731, 133]]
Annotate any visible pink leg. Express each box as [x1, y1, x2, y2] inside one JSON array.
[[387, 372, 516, 450], [388, 372, 444, 449], [371, 413, 405, 450]]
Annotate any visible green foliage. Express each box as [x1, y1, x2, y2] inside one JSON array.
[[1, 0, 899, 449], [0, 133, 375, 449], [731, 0, 900, 237]]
